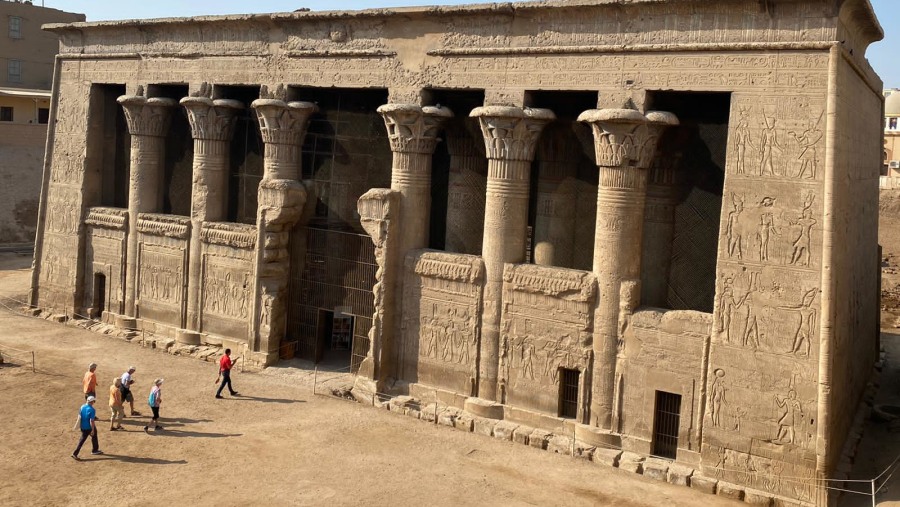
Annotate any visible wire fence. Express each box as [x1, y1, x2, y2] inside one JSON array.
[[5, 291, 900, 506]]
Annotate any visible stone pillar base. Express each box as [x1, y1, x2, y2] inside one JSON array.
[[351, 376, 380, 405], [574, 423, 622, 448], [176, 329, 202, 346], [464, 397, 504, 420]]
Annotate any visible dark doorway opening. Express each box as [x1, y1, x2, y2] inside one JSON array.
[[652, 390, 682, 459], [558, 367, 580, 419], [424, 89, 486, 252], [525, 90, 598, 270], [644, 91, 730, 312], [313, 308, 353, 367], [87, 83, 129, 208], [149, 84, 192, 216], [214, 85, 262, 225], [92, 272, 106, 319]]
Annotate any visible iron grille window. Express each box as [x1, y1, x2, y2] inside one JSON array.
[[558, 368, 580, 419], [652, 391, 682, 459], [0, 107, 12, 122], [7, 59, 21, 83], [8, 16, 21, 39]]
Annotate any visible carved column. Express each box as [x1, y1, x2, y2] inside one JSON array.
[[578, 108, 678, 429], [533, 123, 581, 268], [444, 119, 487, 255], [377, 104, 452, 384], [251, 99, 318, 364], [641, 133, 684, 307], [179, 96, 243, 339], [471, 106, 555, 401], [118, 95, 176, 319]]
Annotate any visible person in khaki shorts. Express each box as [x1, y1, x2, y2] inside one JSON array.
[[108, 378, 124, 431]]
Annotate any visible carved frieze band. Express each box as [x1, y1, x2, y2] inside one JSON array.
[[201, 222, 257, 249], [470, 106, 555, 162], [136, 213, 191, 239], [85, 207, 128, 230], [378, 104, 453, 155], [427, 41, 836, 57], [502, 264, 597, 303], [411, 251, 485, 284]]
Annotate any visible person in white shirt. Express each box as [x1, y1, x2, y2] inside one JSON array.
[[119, 366, 141, 416]]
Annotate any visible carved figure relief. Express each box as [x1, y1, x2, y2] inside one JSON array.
[[202, 260, 252, 320], [780, 288, 820, 357], [773, 388, 804, 444], [756, 197, 778, 262], [709, 368, 727, 427], [788, 113, 823, 179], [788, 193, 817, 267], [726, 193, 744, 259], [733, 107, 753, 175], [138, 248, 184, 306]]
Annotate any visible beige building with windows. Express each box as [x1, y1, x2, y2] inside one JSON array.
[[0, 0, 83, 243], [884, 89, 900, 183], [32, 0, 883, 505]]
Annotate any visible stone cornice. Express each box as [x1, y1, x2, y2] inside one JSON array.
[[410, 251, 484, 284], [201, 222, 257, 249], [136, 213, 191, 239], [502, 263, 596, 303], [84, 207, 127, 231]]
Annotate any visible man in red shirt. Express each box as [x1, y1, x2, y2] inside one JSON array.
[[215, 349, 240, 399]]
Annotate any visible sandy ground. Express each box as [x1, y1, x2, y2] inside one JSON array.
[[0, 251, 741, 507]]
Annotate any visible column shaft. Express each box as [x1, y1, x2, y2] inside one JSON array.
[[471, 106, 554, 402], [118, 95, 176, 319]]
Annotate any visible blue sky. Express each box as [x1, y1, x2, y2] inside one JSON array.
[[43, 0, 899, 88]]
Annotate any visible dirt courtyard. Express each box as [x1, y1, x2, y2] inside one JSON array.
[[0, 253, 742, 507]]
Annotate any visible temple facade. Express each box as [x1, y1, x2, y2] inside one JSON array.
[[32, 1, 884, 504]]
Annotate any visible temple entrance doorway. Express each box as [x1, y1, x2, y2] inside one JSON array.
[[313, 308, 354, 369], [92, 273, 106, 320]]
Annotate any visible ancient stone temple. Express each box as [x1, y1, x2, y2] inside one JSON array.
[[33, 0, 883, 504]]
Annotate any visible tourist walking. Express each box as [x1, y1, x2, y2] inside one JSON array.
[[109, 378, 124, 431], [72, 396, 102, 459], [215, 349, 240, 399], [120, 366, 141, 416], [144, 379, 164, 432], [82, 363, 98, 400]]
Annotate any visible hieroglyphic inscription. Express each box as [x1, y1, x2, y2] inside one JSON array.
[[138, 246, 184, 307], [202, 255, 253, 320]]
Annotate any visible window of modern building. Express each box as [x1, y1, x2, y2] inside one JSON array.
[[7, 60, 22, 83], [890, 118, 898, 130], [38, 108, 49, 124], [0, 107, 12, 122], [8, 17, 21, 39]]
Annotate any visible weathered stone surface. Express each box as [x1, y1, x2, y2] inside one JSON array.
[[744, 489, 773, 506], [454, 414, 473, 432], [547, 435, 572, 455], [666, 464, 694, 487], [716, 482, 745, 501], [689, 475, 717, 495], [592, 448, 622, 467], [493, 421, 518, 441], [618, 452, 645, 474], [529, 429, 552, 450], [473, 417, 495, 437], [512, 426, 531, 446], [642, 458, 670, 481]]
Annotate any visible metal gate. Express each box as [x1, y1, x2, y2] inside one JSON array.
[[652, 391, 682, 459], [558, 368, 580, 419], [287, 226, 375, 373]]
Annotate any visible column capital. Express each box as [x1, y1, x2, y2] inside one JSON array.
[[180, 97, 244, 142], [578, 109, 678, 169], [378, 104, 453, 154], [470, 106, 555, 162], [117, 96, 177, 137], [251, 99, 319, 146]]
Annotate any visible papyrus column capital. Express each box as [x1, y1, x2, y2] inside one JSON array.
[[117, 96, 177, 138], [180, 97, 244, 142], [578, 109, 678, 171], [470, 106, 555, 162], [251, 99, 318, 147], [378, 104, 453, 155]]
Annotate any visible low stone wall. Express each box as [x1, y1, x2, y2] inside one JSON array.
[[0, 123, 46, 244]]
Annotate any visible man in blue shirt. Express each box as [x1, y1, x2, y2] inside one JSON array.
[[72, 396, 102, 459]]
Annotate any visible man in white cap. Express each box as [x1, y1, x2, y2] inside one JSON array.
[[120, 367, 141, 416], [72, 396, 102, 459]]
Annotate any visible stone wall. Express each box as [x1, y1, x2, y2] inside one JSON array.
[[0, 123, 45, 244], [83, 207, 127, 319]]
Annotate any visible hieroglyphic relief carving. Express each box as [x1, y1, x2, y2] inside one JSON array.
[[85, 207, 127, 230], [200, 222, 257, 249], [202, 258, 252, 320], [727, 95, 826, 181], [788, 192, 817, 267], [725, 193, 744, 259], [136, 213, 191, 239], [138, 246, 184, 306]]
